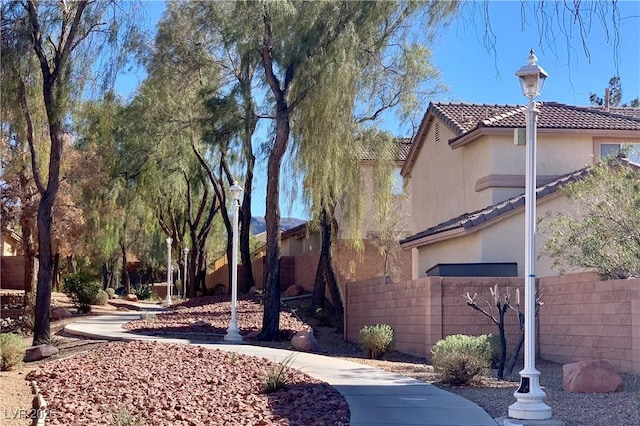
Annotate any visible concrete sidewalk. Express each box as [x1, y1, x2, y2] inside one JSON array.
[[65, 313, 498, 426]]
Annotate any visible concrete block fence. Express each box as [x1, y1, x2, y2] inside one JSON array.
[[344, 273, 640, 374]]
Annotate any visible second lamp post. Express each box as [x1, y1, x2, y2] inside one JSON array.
[[224, 182, 243, 342]]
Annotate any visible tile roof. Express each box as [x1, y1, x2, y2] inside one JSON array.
[[429, 102, 640, 144], [400, 166, 593, 246], [359, 138, 412, 162]]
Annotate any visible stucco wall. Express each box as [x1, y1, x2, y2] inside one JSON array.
[[417, 233, 482, 277], [408, 122, 600, 236], [345, 273, 640, 374], [414, 193, 579, 278]]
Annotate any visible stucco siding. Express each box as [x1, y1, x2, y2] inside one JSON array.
[[414, 193, 581, 278], [416, 233, 482, 278]]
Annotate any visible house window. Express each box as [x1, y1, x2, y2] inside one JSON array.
[[600, 143, 640, 163], [392, 168, 404, 195]]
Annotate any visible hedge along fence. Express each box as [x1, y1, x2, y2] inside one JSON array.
[[344, 273, 640, 374]]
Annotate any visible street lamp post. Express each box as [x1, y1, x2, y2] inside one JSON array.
[[183, 247, 189, 299], [224, 181, 243, 342], [507, 50, 554, 423], [166, 237, 173, 306]]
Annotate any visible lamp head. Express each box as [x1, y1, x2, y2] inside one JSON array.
[[230, 181, 243, 202], [515, 49, 548, 99]]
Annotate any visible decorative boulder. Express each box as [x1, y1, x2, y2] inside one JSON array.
[[563, 360, 623, 393], [24, 344, 59, 362], [50, 307, 73, 320], [124, 294, 138, 302], [291, 330, 319, 353], [284, 285, 304, 297]]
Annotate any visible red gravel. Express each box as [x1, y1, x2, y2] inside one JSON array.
[[27, 340, 350, 425], [123, 296, 310, 340]]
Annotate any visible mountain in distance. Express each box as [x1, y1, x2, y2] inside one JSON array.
[[250, 216, 306, 235]]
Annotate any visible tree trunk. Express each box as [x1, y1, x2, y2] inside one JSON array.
[[497, 321, 507, 380], [66, 254, 76, 274], [239, 187, 255, 293], [121, 243, 130, 294], [311, 209, 331, 311], [52, 252, 60, 292], [33, 190, 56, 345], [238, 132, 256, 293], [324, 253, 344, 333], [258, 110, 290, 340]]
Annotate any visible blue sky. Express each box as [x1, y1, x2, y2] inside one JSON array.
[[117, 1, 640, 220]]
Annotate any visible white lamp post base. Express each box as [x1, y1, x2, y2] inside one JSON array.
[[508, 370, 551, 419], [165, 295, 172, 306], [224, 324, 242, 342], [500, 417, 565, 426]]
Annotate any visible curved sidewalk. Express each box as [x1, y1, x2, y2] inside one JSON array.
[[65, 312, 498, 426]]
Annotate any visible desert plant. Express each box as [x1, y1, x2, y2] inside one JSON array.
[[228, 352, 239, 365], [93, 290, 109, 305], [431, 334, 491, 386], [105, 288, 116, 298], [264, 352, 297, 394], [0, 333, 26, 371], [140, 313, 157, 324], [63, 272, 101, 313], [133, 284, 152, 301], [359, 324, 394, 359], [111, 406, 142, 426]]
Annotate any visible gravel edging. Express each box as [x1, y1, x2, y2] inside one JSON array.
[[30, 380, 47, 426]]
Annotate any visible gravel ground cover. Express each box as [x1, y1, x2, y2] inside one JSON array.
[[4, 292, 639, 426], [122, 295, 309, 340], [27, 340, 348, 426]]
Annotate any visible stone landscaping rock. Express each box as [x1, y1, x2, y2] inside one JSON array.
[[124, 294, 138, 302], [50, 307, 73, 320], [284, 285, 304, 297], [563, 359, 624, 393], [291, 330, 319, 353], [24, 344, 59, 362]]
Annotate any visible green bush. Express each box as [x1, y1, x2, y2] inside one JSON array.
[[431, 334, 491, 386], [105, 288, 116, 298], [359, 324, 394, 359], [133, 284, 152, 300], [62, 272, 101, 313], [0, 333, 25, 371], [486, 334, 501, 369], [93, 290, 109, 305]]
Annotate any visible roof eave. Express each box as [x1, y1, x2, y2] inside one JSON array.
[[401, 107, 434, 178], [400, 190, 564, 250]]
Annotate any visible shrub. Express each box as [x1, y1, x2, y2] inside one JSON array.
[[431, 334, 491, 386], [0, 333, 26, 371], [486, 334, 501, 369], [359, 324, 394, 359], [63, 272, 101, 313], [264, 353, 296, 394], [105, 288, 116, 298], [133, 284, 152, 300], [111, 406, 141, 426], [93, 290, 109, 305]]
